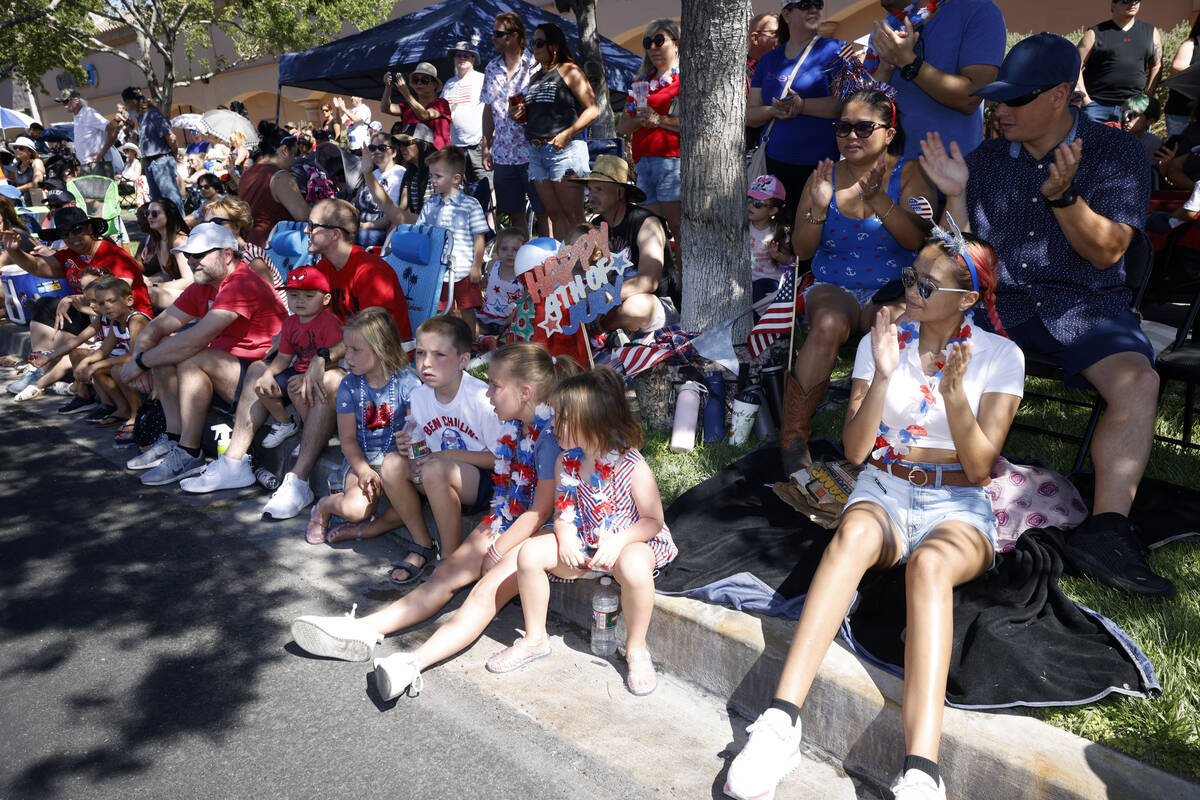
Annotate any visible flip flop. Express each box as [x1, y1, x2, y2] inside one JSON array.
[[305, 509, 330, 545], [485, 637, 552, 674], [94, 415, 125, 428], [625, 649, 658, 696], [113, 423, 137, 445], [325, 520, 370, 543]]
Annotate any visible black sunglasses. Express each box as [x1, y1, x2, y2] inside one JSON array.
[[366, 143, 392, 153], [785, 0, 823, 12], [901, 267, 972, 300], [207, 216, 233, 226], [183, 247, 220, 262], [530, 37, 548, 49], [643, 33, 671, 50], [1001, 85, 1056, 108], [146, 210, 162, 218], [305, 221, 348, 235], [62, 223, 91, 236], [833, 120, 889, 138], [493, 29, 517, 39], [747, 198, 777, 209], [410, 74, 435, 85]]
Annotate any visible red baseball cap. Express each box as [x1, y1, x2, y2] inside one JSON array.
[[284, 267, 330, 293]]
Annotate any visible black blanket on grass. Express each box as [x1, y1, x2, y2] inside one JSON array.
[[657, 445, 1164, 709]]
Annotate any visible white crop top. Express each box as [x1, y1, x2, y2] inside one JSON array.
[[851, 322, 1025, 451]]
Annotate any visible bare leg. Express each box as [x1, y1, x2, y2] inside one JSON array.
[[418, 457, 480, 557], [791, 285, 863, 392], [1079, 352, 1159, 515], [289, 369, 342, 481], [549, 179, 586, 231], [533, 179, 563, 239], [91, 368, 130, 417], [226, 361, 273, 462], [152, 364, 182, 434], [379, 452, 435, 554], [513, 534, 562, 646], [612, 542, 656, 655], [177, 351, 242, 449], [320, 472, 377, 524]]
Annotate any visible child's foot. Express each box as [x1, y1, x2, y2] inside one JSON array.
[[291, 604, 383, 661], [387, 543, 436, 586], [326, 520, 369, 544], [485, 636, 552, 674], [305, 508, 330, 544], [373, 652, 423, 701], [625, 648, 658, 696]]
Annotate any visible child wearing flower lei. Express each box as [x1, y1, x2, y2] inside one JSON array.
[[484, 403, 555, 537]]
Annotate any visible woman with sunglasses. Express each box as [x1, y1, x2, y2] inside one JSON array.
[[747, 0, 844, 209], [618, 19, 682, 245], [188, 173, 226, 224], [354, 133, 406, 247], [137, 199, 193, 310], [319, 105, 342, 143], [202, 196, 286, 307], [7, 136, 45, 205], [381, 64, 452, 151], [726, 229, 1020, 800], [520, 22, 600, 237], [781, 89, 933, 473], [237, 120, 311, 247]]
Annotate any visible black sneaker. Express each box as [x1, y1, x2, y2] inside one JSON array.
[[1062, 518, 1176, 598], [58, 395, 98, 414], [83, 404, 117, 423]]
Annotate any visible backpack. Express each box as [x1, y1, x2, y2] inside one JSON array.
[[294, 162, 336, 204]]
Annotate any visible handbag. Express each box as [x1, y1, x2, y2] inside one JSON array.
[[746, 36, 820, 186]]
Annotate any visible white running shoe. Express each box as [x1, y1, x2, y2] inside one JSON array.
[[890, 769, 947, 800], [50, 381, 73, 396], [723, 708, 804, 800], [291, 604, 383, 661], [261, 472, 314, 520], [139, 443, 205, 486], [127, 434, 173, 470], [373, 652, 423, 701], [262, 416, 301, 449], [180, 454, 256, 494]]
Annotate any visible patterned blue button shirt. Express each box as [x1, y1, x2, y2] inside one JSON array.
[[964, 110, 1149, 346]]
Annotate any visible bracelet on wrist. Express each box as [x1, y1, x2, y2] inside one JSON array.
[[486, 542, 502, 564], [804, 207, 827, 225], [134, 351, 149, 371], [879, 201, 896, 221]]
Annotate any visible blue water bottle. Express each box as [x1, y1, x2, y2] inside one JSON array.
[[702, 371, 727, 444]]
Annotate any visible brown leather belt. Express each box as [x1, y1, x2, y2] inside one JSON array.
[[868, 459, 988, 487], [529, 138, 547, 147]]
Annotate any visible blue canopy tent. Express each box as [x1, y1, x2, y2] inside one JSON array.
[[277, 0, 642, 102]]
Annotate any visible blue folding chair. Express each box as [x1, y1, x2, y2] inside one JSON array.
[[382, 224, 452, 335], [264, 220, 314, 280]]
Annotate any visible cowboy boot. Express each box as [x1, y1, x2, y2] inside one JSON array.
[[780, 376, 828, 476]]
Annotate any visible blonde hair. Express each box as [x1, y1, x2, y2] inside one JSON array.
[[343, 307, 409, 376], [551, 366, 642, 454], [490, 343, 580, 406], [313, 198, 360, 237], [204, 196, 253, 239], [229, 130, 247, 149]]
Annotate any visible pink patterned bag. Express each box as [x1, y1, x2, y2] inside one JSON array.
[[987, 457, 1089, 552]]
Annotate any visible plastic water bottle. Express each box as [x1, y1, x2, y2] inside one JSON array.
[[669, 380, 706, 453], [254, 467, 279, 491], [327, 470, 343, 496], [402, 410, 430, 459], [590, 577, 620, 657]]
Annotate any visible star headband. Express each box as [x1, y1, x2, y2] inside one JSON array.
[[922, 205, 979, 292]]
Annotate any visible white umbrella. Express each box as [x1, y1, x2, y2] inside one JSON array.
[[170, 113, 213, 134], [202, 109, 258, 146], [0, 106, 37, 131]]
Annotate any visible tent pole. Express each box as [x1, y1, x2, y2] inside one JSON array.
[[275, 85, 282, 124]]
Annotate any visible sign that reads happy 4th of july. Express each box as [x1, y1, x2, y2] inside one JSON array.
[[519, 223, 630, 337]]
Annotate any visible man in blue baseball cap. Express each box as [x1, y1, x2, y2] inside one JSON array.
[[920, 32, 1171, 599]]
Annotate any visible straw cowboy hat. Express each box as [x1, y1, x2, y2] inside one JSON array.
[[570, 154, 646, 203]]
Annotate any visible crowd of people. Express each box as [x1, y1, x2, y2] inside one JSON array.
[[0, 1, 1196, 799]]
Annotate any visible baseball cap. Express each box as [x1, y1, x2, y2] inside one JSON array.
[[973, 33, 1081, 103], [120, 86, 146, 103], [171, 222, 239, 255], [514, 237, 560, 277], [748, 174, 786, 202], [284, 267, 331, 293], [56, 89, 82, 104], [45, 189, 73, 208]]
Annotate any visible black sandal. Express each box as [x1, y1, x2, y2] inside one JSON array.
[[388, 543, 438, 587]]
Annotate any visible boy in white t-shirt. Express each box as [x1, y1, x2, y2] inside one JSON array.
[[380, 314, 501, 584], [476, 227, 528, 335]]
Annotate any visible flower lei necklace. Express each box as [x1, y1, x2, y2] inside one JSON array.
[[555, 447, 622, 546], [484, 403, 555, 536], [872, 313, 973, 464], [625, 66, 678, 115]]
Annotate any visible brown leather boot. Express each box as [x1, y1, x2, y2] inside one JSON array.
[[780, 376, 828, 475]]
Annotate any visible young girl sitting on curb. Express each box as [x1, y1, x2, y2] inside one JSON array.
[[290, 343, 577, 702], [485, 366, 678, 696]]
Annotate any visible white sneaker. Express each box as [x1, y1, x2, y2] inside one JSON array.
[[373, 652, 423, 700], [291, 604, 383, 661], [890, 769, 946, 800], [13, 384, 43, 402], [127, 433, 173, 470], [139, 443, 205, 486], [50, 381, 73, 396], [180, 454, 256, 494], [723, 708, 804, 800], [262, 416, 300, 449], [261, 472, 314, 520]]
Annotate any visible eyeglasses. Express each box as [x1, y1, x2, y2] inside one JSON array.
[[493, 29, 517, 39], [752, 28, 779, 39], [1117, 0, 1140, 4], [366, 143, 392, 153], [200, 183, 220, 191], [643, 33, 671, 50], [1000, 85, 1056, 108], [453, 51, 474, 59], [410, 75, 435, 85], [901, 267, 972, 300], [305, 221, 348, 235], [747, 198, 777, 209], [530, 37, 548, 49], [833, 120, 889, 138], [207, 216, 233, 227], [784, 0, 823, 12]]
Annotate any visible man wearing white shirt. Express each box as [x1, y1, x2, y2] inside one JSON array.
[[442, 41, 492, 210], [56, 89, 119, 178]]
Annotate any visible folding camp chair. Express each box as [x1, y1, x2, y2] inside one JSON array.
[[264, 220, 314, 280], [382, 224, 451, 336], [67, 175, 128, 242]]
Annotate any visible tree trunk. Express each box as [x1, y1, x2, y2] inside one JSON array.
[[680, 0, 751, 335], [563, 0, 615, 137]]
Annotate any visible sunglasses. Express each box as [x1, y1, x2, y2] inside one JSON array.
[[901, 267, 973, 300], [1117, 0, 1140, 4], [1000, 85, 1056, 108], [832, 120, 889, 138], [305, 221, 348, 235], [62, 223, 91, 236], [207, 216, 233, 226], [146, 210, 162, 218], [410, 74, 435, 85], [747, 198, 778, 209], [366, 143, 392, 153], [643, 33, 671, 50], [530, 37, 548, 49], [183, 247, 220, 262], [493, 29, 517, 39], [784, 0, 823, 12]]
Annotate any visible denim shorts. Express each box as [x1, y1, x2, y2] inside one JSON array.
[[527, 138, 591, 182], [635, 155, 681, 204], [845, 464, 998, 566], [494, 162, 546, 215]]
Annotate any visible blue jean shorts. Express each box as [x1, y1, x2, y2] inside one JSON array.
[[635, 155, 681, 204], [494, 162, 546, 215], [527, 138, 590, 182], [845, 464, 998, 566]]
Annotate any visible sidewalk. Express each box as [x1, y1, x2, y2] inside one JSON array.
[[2, 320, 1196, 799]]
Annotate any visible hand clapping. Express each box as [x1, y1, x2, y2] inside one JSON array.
[[918, 131, 968, 198], [939, 341, 972, 398], [871, 307, 900, 379], [1042, 140, 1083, 201]]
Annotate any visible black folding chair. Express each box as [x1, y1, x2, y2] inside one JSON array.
[[1152, 277, 1200, 451]]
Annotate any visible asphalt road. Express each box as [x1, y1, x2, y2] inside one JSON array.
[[0, 406, 654, 800]]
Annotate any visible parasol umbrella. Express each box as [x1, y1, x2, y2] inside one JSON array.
[[1, 106, 38, 131], [1164, 63, 1200, 101], [170, 113, 213, 135], [202, 109, 257, 146]]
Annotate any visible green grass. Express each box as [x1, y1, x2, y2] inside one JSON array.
[[640, 350, 1200, 781]]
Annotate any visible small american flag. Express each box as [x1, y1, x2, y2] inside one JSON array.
[[602, 326, 696, 381], [747, 271, 797, 359]]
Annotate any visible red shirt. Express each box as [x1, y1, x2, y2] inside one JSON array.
[[278, 308, 343, 373], [313, 246, 413, 340], [173, 262, 287, 359], [55, 240, 153, 315], [626, 71, 681, 162], [399, 99, 453, 150]]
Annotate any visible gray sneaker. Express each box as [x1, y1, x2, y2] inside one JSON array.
[[262, 416, 301, 449], [7, 366, 43, 395], [140, 443, 205, 486], [127, 433, 172, 470]]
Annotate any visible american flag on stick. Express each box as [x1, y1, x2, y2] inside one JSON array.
[[747, 270, 798, 359], [603, 326, 697, 381]]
